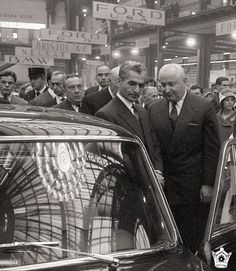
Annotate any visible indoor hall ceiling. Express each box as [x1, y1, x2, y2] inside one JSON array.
[[111, 5, 236, 60]]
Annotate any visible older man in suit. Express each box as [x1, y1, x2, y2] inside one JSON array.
[[82, 66, 120, 115], [95, 61, 158, 166], [85, 65, 111, 96], [0, 70, 27, 105], [54, 73, 84, 112], [148, 63, 220, 252], [30, 71, 66, 107]]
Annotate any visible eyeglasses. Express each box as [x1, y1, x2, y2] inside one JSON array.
[[51, 82, 63, 87]]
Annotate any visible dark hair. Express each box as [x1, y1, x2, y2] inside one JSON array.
[[190, 84, 203, 94], [216, 76, 229, 86], [119, 61, 147, 80], [0, 70, 17, 83], [145, 78, 157, 87]]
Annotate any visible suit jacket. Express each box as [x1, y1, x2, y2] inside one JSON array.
[[81, 87, 112, 115], [23, 86, 48, 102], [95, 96, 157, 164], [148, 92, 220, 205], [53, 100, 77, 111], [10, 95, 28, 105], [85, 86, 99, 96], [30, 90, 57, 107]]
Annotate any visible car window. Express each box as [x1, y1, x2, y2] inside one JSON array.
[[0, 140, 171, 268], [213, 143, 236, 229]]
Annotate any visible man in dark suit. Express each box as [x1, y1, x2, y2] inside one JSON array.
[[23, 67, 49, 102], [30, 71, 66, 107], [54, 73, 84, 112], [82, 66, 120, 115], [148, 63, 220, 252], [85, 65, 110, 96], [95, 61, 157, 166], [0, 70, 28, 105]]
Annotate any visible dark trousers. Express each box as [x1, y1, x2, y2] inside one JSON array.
[[170, 202, 210, 252]]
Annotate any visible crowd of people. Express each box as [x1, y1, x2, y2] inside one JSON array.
[[1, 61, 235, 253]]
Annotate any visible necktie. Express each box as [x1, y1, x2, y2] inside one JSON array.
[[60, 97, 65, 102], [169, 102, 178, 130], [132, 104, 139, 121], [36, 91, 41, 96]]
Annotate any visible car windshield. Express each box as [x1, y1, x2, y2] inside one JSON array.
[[0, 139, 172, 268]]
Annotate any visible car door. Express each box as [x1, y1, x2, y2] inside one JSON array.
[[202, 139, 236, 270]]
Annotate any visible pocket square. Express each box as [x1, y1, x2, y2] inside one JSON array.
[[188, 122, 199, 126]]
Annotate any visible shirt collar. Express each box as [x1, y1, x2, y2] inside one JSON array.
[[71, 104, 80, 112], [36, 84, 47, 95], [0, 93, 12, 101], [117, 93, 133, 111], [47, 88, 66, 104], [168, 90, 187, 115]]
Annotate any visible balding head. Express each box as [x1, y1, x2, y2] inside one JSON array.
[[109, 66, 120, 96], [159, 63, 187, 102]]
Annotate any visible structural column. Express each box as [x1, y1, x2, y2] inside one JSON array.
[[196, 34, 214, 89]]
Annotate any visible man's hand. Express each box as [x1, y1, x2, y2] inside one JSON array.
[[200, 185, 214, 203]]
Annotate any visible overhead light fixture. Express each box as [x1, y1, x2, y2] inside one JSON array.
[[82, 57, 86, 61], [182, 56, 189, 59], [223, 52, 230, 55], [162, 45, 166, 49], [231, 31, 236, 39], [186, 37, 196, 47], [131, 48, 139, 55], [82, 8, 88, 13], [95, 56, 101, 60], [112, 50, 121, 58], [191, 11, 196, 15]]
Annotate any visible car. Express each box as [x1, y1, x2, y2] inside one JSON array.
[[198, 137, 236, 270], [0, 104, 213, 271]]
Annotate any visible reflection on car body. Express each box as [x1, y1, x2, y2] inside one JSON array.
[[0, 105, 213, 271], [198, 139, 236, 270]]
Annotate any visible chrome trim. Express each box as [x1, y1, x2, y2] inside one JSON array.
[[1, 242, 176, 271], [204, 138, 236, 241]]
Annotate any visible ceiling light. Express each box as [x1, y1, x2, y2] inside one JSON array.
[[95, 56, 100, 60], [131, 48, 139, 55], [191, 11, 196, 15], [162, 45, 166, 49], [182, 56, 189, 59], [223, 52, 230, 55], [231, 31, 236, 39], [82, 57, 86, 61], [186, 37, 196, 47], [82, 8, 87, 13], [112, 50, 121, 58]]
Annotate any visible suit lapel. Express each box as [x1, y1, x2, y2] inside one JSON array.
[[114, 97, 144, 139]]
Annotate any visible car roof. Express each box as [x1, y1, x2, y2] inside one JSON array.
[[0, 104, 135, 138]]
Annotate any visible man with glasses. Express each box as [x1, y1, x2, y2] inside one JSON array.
[[0, 70, 27, 105], [54, 73, 84, 112], [30, 71, 66, 107], [85, 65, 111, 96], [23, 67, 49, 102], [95, 61, 158, 166]]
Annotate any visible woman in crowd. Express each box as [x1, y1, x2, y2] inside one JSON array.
[[217, 88, 236, 145]]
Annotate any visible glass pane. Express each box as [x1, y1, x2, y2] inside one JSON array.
[[213, 144, 236, 229], [0, 140, 171, 267]]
